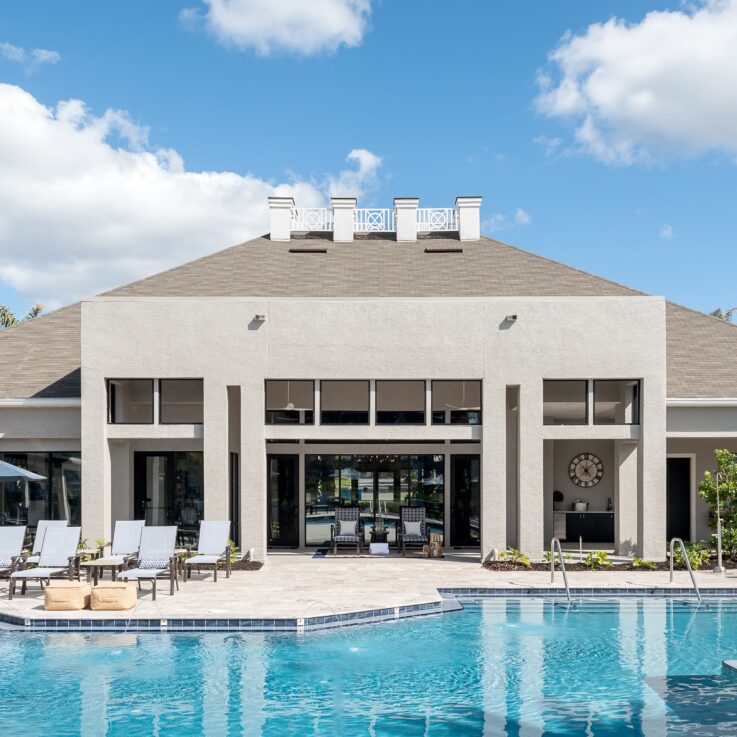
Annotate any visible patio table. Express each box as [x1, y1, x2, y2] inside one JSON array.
[[79, 559, 126, 585]]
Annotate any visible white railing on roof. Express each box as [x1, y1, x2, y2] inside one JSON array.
[[416, 208, 458, 232], [291, 208, 334, 231], [354, 208, 395, 232]]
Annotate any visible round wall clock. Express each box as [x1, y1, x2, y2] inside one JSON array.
[[569, 453, 604, 488]]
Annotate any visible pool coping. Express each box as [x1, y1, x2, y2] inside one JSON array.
[[1, 587, 736, 633]]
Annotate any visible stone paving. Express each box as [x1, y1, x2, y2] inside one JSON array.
[[2, 552, 737, 624]]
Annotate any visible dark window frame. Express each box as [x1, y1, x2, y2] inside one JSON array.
[[430, 380, 483, 426], [542, 379, 589, 426], [159, 378, 204, 425], [106, 378, 154, 425], [593, 379, 641, 426], [319, 379, 370, 426], [264, 379, 315, 426], [375, 379, 427, 426]]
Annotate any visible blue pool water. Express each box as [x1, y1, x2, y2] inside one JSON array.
[[2, 598, 737, 736]]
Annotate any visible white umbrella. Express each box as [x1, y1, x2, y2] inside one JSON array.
[[0, 459, 46, 481]]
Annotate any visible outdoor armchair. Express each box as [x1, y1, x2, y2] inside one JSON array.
[[9, 526, 81, 598], [398, 506, 429, 556], [0, 526, 26, 578], [120, 526, 178, 600], [95, 520, 145, 568], [331, 507, 362, 555], [25, 519, 68, 565], [184, 520, 231, 582]]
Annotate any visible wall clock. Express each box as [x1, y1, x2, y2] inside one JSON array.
[[569, 453, 604, 488]]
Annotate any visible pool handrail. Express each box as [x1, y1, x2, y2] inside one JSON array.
[[669, 537, 702, 603], [550, 538, 572, 604]]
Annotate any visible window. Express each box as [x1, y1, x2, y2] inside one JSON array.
[[0, 452, 81, 527], [320, 380, 369, 424], [376, 380, 426, 424], [159, 379, 204, 424], [265, 380, 315, 425], [107, 379, 154, 424], [594, 380, 640, 425], [543, 380, 588, 425], [431, 381, 482, 425]]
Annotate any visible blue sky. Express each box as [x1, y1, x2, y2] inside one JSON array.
[[0, 0, 735, 317]]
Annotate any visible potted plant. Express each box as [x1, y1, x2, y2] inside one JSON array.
[[553, 490, 564, 511]]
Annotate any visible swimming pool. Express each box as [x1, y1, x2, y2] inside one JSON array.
[[2, 598, 737, 736]]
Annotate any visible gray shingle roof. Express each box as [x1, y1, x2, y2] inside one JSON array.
[[0, 303, 81, 398], [666, 302, 737, 398], [0, 234, 734, 398]]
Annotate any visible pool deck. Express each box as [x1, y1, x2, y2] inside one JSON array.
[[2, 552, 737, 631]]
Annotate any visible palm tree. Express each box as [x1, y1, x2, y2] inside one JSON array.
[[710, 307, 737, 323], [0, 304, 44, 330]]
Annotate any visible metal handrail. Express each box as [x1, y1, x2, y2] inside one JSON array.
[[550, 538, 572, 604], [669, 537, 702, 603]]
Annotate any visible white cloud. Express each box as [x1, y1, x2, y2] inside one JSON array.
[[533, 134, 563, 158], [324, 149, 382, 198], [660, 224, 674, 239], [482, 208, 532, 234], [0, 41, 60, 72], [514, 208, 531, 226], [535, 0, 737, 164], [183, 0, 372, 56], [0, 83, 382, 307]]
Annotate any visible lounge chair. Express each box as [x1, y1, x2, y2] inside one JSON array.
[[184, 521, 231, 582], [0, 526, 26, 577], [90, 520, 145, 580], [9, 526, 81, 598], [120, 526, 178, 600], [331, 507, 362, 555], [25, 520, 68, 565], [398, 506, 429, 556]]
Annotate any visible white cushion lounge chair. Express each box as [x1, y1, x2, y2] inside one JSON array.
[[94, 520, 145, 570], [120, 526, 178, 600], [184, 521, 231, 582], [9, 526, 81, 599], [0, 526, 26, 577], [25, 520, 68, 565]]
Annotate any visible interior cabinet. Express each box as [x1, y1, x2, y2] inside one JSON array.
[[563, 513, 614, 543]]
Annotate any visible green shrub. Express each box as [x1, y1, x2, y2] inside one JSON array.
[[543, 550, 572, 567], [500, 548, 531, 568], [719, 527, 737, 559], [583, 551, 613, 570], [632, 557, 656, 570], [671, 540, 711, 569]]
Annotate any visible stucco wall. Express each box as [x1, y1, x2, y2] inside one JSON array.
[[78, 294, 667, 560]]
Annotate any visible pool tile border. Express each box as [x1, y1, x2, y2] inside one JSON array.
[[0, 600, 443, 633], [2, 588, 737, 633]]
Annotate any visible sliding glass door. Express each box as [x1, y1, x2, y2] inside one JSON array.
[[450, 455, 481, 547], [133, 452, 204, 541], [304, 454, 444, 547], [267, 455, 299, 548]]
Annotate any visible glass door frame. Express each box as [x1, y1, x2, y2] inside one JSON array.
[[267, 453, 300, 549]]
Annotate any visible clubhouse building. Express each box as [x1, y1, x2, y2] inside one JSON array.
[[1, 195, 736, 561]]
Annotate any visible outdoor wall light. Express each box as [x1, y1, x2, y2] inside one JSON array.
[[505, 314, 518, 323], [254, 314, 266, 322]]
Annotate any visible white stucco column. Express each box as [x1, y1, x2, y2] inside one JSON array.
[[639, 377, 667, 560], [331, 197, 357, 242], [203, 378, 229, 521], [615, 440, 638, 555], [109, 440, 132, 522], [394, 197, 419, 242], [517, 381, 545, 559], [240, 380, 267, 561], [267, 196, 294, 242], [80, 374, 112, 542], [481, 381, 507, 560]]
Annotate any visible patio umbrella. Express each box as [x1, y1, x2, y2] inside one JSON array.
[[0, 459, 46, 481]]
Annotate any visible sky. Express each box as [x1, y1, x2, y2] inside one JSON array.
[[0, 0, 735, 317]]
